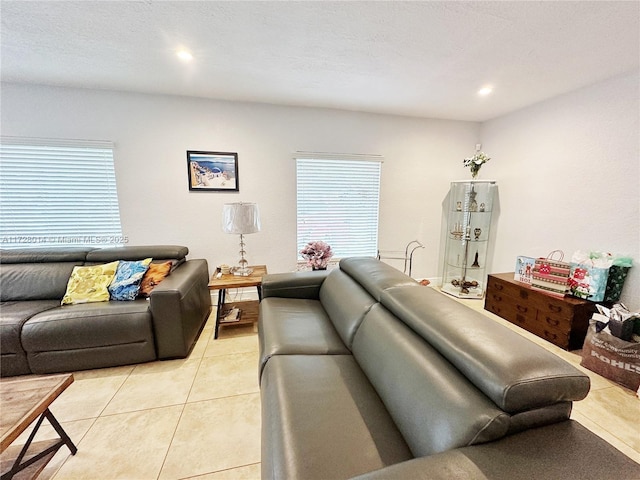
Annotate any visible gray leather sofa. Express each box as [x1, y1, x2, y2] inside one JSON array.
[[0, 245, 211, 377], [258, 257, 640, 480]]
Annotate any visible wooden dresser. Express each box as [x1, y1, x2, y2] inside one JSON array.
[[485, 272, 597, 350]]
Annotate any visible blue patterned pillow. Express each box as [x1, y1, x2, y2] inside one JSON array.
[[108, 258, 152, 301]]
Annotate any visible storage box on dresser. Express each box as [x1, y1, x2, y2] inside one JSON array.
[[485, 273, 597, 350]]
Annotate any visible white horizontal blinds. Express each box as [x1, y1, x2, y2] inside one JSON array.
[[0, 137, 123, 248], [296, 154, 382, 259]]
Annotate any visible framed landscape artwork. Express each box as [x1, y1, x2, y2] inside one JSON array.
[[187, 151, 239, 192]]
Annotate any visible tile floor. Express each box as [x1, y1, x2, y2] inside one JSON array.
[[3, 289, 639, 480]]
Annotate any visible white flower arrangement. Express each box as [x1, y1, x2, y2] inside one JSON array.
[[463, 151, 491, 178]]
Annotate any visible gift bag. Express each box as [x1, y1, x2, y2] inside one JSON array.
[[514, 256, 535, 285], [531, 250, 571, 297], [581, 323, 640, 391], [604, 255, 633, 302], [568, 251, 612, 302]]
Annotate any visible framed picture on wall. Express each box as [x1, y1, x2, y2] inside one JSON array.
[[187, 150, 239, 192]]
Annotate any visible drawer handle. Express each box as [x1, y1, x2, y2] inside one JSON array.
[[548, 304, 562, 313], [544, 330, 558, 340], [545, 317, 560, 326], [519, 290, 528, 300], [494, 283, 504, 291], [492, 294, 502, 302], [516, 305, 528, 313]]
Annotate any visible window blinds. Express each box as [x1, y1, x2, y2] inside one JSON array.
[[296, 154, 382, 259], [0, 137, 123, 248]]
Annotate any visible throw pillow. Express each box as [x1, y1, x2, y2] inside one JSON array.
[[109, 258, 153, 301], [139, 261, 173, 297], [61, 261, 119, 305]]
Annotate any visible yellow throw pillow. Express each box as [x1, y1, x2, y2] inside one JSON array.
[[61, 261, 119, 305]]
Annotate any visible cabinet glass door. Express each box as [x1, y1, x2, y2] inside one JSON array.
[[441, 180, 496, 298]]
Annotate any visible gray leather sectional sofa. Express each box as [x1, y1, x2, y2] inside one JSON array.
[[0, 245, 211, 377], [258, 257, 640, 480]]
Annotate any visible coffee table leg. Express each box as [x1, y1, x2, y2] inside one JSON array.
[[1, 409, 76, 480], [45, 409, 77, 455]]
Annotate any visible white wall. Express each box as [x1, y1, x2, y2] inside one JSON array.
[[1, 83, 479, 279], [3, 75, 637, 309], [481, 72, 640, 309]]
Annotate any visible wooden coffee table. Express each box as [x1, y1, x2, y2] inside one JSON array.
[[208, 265, 267, 339], [1, 374, 77, 480]]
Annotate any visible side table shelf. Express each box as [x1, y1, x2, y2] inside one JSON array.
[[208, 265, 267, 339]]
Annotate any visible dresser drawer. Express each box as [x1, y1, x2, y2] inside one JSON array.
[[486, 275, 531, 301], [530, 295, 576, 321], [486, 298, 570, 349]]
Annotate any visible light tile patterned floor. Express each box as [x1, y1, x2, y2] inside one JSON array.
[[3, 289, 639, 479]]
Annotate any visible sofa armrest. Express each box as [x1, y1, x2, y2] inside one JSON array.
[[262, 271, 330, 300], [149, 259, 211, 358]]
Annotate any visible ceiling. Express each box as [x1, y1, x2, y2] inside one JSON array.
[[1, 1, 638, 122]]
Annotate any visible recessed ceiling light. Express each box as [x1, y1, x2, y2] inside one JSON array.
[[478, 86, 493, 96], [176, 49, 193, 62]]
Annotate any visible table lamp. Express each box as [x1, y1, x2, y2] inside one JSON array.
[[222, 202, 261, 276]]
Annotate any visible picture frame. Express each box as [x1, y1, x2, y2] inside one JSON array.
[[187, 150, 239, 192]]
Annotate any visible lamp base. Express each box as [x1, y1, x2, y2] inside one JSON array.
[[233, 266, 254, 277]]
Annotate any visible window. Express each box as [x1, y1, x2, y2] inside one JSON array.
[[296, 153, 382, 261], [0, 137, 123, 248]]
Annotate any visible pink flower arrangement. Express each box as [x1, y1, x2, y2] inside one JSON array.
[[300, 241, 333, 269]]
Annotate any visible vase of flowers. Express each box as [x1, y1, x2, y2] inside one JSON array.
[[463, 151, 491, 179], [300, 241, 333, 270]]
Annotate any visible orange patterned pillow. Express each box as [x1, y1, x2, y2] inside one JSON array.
[[139, 261, 173, 297]]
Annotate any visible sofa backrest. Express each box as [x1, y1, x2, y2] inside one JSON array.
[[0, 245, 189, 301], [352, 303, 511, 457], [380, 286, 590, 414], [339, 257, 419, 301], [85, 245, 188, 269], [319, 269, 377, 348], [0, 248, 90, 301]]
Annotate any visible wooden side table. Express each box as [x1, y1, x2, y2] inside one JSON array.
[[208, 265, 267, 339]]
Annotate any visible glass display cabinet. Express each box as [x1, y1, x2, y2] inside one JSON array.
[[441, 180, 496, 298]]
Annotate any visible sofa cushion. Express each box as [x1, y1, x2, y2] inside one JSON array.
[[339, 257, 418, 301], [61, 261, 119, 305], [0, 262, 83, 301], [319, 269, 377, 348], [261, 355, 413, 480], [258, 297, 349, 378], [109, 258, 152, 301], [21, 300, 155, 373], [0, 300, 60, 376], [352, 421, 640, 480], [380, 286, 590, 413], [352, 304, 510, 457]]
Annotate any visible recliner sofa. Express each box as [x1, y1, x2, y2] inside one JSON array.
[[258, 257, 640, 479], [0, 245, 211, 377]]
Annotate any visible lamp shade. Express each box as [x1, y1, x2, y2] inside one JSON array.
[[222, 202, 261, 234]]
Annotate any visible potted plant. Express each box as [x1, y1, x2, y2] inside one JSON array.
[[300, 241, 333, 270]]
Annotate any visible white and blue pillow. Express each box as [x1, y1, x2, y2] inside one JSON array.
[[108, 258, 152, 301]]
